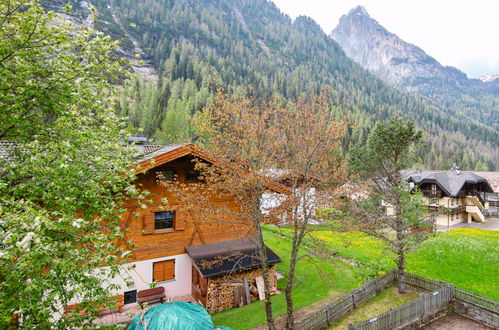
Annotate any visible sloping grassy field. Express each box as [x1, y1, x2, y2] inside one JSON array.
[[407, 228, 499, 299], [307, 228, 499, 300]]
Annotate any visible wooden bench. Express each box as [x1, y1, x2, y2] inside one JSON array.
[[64, 295, 125, 316], [137, 286, 166, 306]]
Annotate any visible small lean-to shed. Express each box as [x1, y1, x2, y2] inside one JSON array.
[[186, 237, 281, 313]]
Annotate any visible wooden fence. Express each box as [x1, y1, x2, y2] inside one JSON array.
[[294, 270, 397, 330], [403, 272, 498, 312], [453, 287, 498, 312], [294, 270, 498, 330], [348, 285, 454, 330]]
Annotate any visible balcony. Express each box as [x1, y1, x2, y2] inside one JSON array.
[[422, 190, 442, 198], [446, 206, 466, 214]]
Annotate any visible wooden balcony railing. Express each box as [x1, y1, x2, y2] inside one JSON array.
[[422, 190, 442, 198], [446, 206, 466, 214]]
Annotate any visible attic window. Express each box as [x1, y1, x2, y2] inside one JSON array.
[[158, 170, 175, 182], [186, 170, 202, 183]]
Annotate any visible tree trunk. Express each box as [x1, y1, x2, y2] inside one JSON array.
[[395, 195, 406, 294], [285, 242, 299, 329], [254, 198, 276, 330], [285, 191, 309, 330], [397, 248, 406, 294]]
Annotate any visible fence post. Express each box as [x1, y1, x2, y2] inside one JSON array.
[[348, 323, 353, 330], [351, 290, 356, 309], [325, 308, 330, 327]]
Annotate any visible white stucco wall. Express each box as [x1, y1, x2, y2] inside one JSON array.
[[96, 253, 193, 310], [261, 188, 317, 224]]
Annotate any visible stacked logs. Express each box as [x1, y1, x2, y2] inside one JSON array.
[[205, 266, 278, 313]]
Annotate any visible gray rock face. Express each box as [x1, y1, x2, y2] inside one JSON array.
[[331, 6, 466, 89], [331, 6, 498, 131]]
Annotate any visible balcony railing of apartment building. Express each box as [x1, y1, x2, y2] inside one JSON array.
[[422, 190, 442, 198], [425, 205, 466, 214], [446, 206, 466, 214]]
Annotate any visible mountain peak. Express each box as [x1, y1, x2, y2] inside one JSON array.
[[349, 5, 369, 17]]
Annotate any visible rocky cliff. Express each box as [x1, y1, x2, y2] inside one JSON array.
[[332, 6, 498, 130]]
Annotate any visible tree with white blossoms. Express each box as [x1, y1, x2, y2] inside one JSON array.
[[0, 1, 140, 327]]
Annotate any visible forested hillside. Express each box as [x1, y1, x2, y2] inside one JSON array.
[[44, 0, 499, 170]]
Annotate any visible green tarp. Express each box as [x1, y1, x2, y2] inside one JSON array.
[[128, 302, 231, 330]]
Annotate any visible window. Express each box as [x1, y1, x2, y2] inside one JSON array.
[[186, 170, 202, 183], [158, 170, 175, 182], [431, 184, 437, 191], [154, 211, 174, 230], [124, 290, 137, 304], [429, 198, 438, 205], [153, 259, 175, 282]]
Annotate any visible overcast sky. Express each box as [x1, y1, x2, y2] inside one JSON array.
[[271, 0, 499, 78]]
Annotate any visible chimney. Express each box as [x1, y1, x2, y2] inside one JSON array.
[[128, 136, 148, 156]]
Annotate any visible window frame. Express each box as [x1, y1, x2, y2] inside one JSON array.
[[152, 259, 175, 283], [154, 211, 175, 231]]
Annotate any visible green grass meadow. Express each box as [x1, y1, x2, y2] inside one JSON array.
[[308, 227, 499, 300], [213, 227, 498, 329]]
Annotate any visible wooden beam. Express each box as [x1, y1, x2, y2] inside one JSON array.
[[243, 278, 251, 305], [188, 210, 206, 245]]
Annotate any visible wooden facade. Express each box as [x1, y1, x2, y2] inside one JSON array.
[[103, 143, 286, 313], [121, 154, 248, 262]]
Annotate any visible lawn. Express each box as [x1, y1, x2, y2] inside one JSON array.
[[330, 285, 423, 329], [212, 231, 359, 329], [303, 227, 499, 300], [407, 228, 499, 299]]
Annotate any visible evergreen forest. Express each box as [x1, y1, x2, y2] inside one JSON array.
[[44, 0, 499, 170]]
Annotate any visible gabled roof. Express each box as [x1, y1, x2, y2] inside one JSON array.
[[473, 172, 499, 193], [403, 170, 493, 197], [135, 143, 289, 195], [185, 237, 281, 278], [134, 143, 216, 172]]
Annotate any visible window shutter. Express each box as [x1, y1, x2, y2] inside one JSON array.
[[143, 214, 155, 234], [165, 259, 175, 279], [175, 210, 187, 230], [153, 262, 164, 282], [153, 260, 175, 282]]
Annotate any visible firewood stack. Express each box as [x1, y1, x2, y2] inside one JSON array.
[[205, 266, 278, 313]]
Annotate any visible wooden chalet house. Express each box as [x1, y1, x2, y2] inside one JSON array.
[[404, 170, 494, 226], [473, 171, 499, 217], [109, 141, 284, 313]]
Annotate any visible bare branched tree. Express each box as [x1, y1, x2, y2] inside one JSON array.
[[160, 90, 347, 329]]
